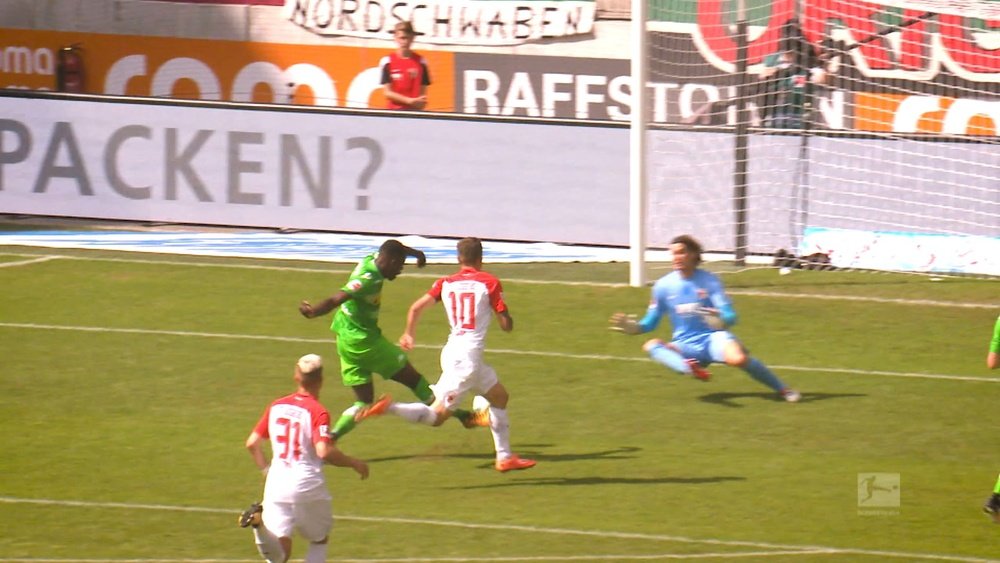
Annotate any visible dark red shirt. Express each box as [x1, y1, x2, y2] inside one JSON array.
[[380, 52, 431, 109]]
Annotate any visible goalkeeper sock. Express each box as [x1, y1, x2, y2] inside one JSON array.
[[647, 343, 693, 374], [253, 525, 285, 563], [487, 406, 511, 459], [387, 402, 436, 425], [331, 402, 366, 439], [742, 358, 786, 392], [411, 376, 434, 403]]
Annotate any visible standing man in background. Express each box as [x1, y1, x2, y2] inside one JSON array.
[[239, 354, 369, 563], [380, 21, 430, 110]]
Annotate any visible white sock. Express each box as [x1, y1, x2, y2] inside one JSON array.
[[253, 526, 285, 563], [488, 406, 511, 459], [388, 402, 436, 425], [304, 541, 328, 563]]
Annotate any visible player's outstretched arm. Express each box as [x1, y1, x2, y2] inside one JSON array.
[[399, 294, 436, 350], [317, 441, 369, 479], [609, 312, 642, 335], [300, 291, 352, 319]]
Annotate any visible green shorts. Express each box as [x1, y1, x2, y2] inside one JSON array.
[[335, 334, 409, 387]]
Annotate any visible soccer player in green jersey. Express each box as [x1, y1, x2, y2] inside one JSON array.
[[981, 316, 999, 520], [987, 314, 999, 370], [299, 239, 469, 441]]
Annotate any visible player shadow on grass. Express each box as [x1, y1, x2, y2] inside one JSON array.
[[449, 475, 746, 489], [698, 391, 866, 408], [366, 445, 642, 465]]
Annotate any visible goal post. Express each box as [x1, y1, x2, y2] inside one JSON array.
[[629, 0, 1000, 286]]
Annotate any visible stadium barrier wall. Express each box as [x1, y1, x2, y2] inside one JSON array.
[[0, 93, 629, 245], [2, 91, 996, 276]]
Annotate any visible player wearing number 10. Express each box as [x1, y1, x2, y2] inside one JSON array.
[[375, 237, 535, 472], [241, 354, 369, 563]]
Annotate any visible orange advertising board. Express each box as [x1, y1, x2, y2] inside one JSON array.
[[855, 92, 998, 136], [0, 28, 456, 111]]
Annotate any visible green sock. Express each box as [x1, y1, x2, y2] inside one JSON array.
[[453, 408, 472, 422], [412, 377, 434, 403], [994, 474, 1000, 494], [331, 401, 366, 440]]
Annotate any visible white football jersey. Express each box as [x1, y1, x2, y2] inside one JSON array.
[[252, 392, 332, 502], [429, 266, 507, 350]]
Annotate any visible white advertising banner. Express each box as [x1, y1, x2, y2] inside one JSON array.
[[283, 0, 596, 45], [0, 95, 628, 245]]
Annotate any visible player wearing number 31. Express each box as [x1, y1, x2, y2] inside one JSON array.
[[368, 237, 536, 472], [609, 234, 801, 403], [241, 354, 369, 563]]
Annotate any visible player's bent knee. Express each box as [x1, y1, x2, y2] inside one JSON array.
[[725, 352, 749, 367], [642, 338, 665, 353]]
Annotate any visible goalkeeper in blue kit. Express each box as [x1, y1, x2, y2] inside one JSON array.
[[610, 234, 800, 402]]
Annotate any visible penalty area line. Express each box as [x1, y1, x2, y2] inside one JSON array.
[[0, 255, 61, 269], [0, 497, 994, 562], [0, 558, 738, 563], [0, 251, 994, 309], [0, 322, 996, 384]]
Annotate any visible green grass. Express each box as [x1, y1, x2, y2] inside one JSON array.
[[1, 244, 998, 562]]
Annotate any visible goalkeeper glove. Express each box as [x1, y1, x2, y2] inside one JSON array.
[[696, 306, 727, 330], [609, 313, 642, 335]]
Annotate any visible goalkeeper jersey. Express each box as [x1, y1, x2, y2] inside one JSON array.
[[332, 253, 385, 342], [645, 269, 733, 342]]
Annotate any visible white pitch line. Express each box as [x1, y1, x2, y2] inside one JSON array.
[[724, 290, 998, 310], [0, 322, 997, 384], [5, 321, 989, 386], [0, 255, 61, 268], [0, 554, 837, 563], [0, 497, 995, 562], [0, 252, 995, 309]]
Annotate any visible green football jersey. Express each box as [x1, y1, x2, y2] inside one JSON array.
[[332, 253, 385, 341], [991, 315, 1000, 354]]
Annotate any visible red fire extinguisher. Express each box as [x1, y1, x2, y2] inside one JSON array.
[[57, 43, 85, 93]]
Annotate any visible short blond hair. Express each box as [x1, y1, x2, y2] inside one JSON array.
[[296, 354, 323, 383]]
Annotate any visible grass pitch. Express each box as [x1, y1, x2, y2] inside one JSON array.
[[1, 244, 998, 562]]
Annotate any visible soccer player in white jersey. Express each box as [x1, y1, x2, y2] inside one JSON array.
[[610, 234, 801, 403], [239, 354, 369, 563], [363, 237, 536, 472]]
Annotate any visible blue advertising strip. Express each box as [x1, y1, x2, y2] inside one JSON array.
[[0, 231, 644, 264], [801, 227, 1000, 276]]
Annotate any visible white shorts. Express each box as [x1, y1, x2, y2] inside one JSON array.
[[432, 344, 498, 411], [261, 498, 333, 542]]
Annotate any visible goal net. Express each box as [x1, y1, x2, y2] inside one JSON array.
[[631, 0, 999, 284]]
